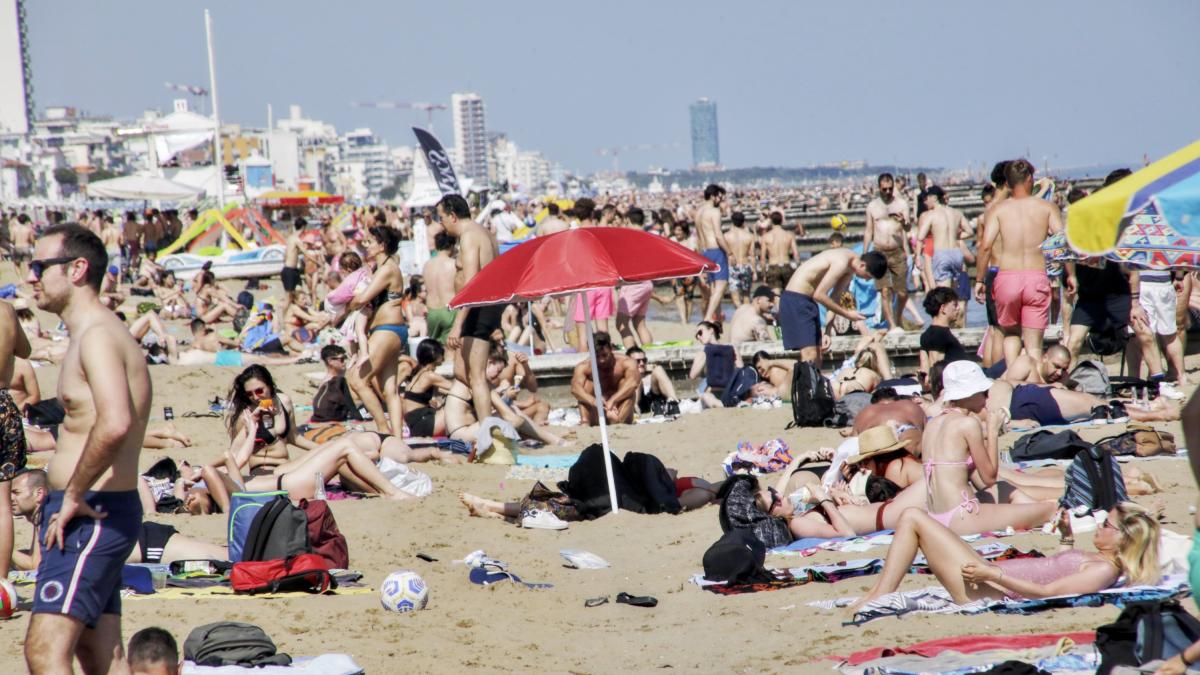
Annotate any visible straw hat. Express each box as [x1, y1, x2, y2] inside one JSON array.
[[845, 425, 912, 465]]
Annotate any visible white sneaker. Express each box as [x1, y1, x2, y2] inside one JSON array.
[[521, 509, 568, 530], [1158, 381, 1185, 401]]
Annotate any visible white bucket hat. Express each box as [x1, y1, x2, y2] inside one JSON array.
[[942, 360, 993, 401]]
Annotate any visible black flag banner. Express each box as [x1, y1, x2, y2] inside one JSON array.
[[412, 127, 461, 196]]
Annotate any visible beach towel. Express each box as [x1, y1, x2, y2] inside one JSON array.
[[721, 439, 792, 476], [838, 631, 1095, 667], [842, 643, 1098, 675], [183, 653, 364, 675]]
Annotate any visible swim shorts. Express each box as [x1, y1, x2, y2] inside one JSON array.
[[214, 350, 244, 367], [765, 264, 792, 290], [702, 248, 729, 283], [1138, 278, 1177, 336], [0, 389, 27, 480], [281, 266, 302, 293], [1010, 384, 1068, 426], [729, 264, 753, 296], [425, 307, 458, 343], [617, 281, 654, 318], [931, 249, 965, 282], [873, 247, 908, 291], [34, 490, 141, 628], [572, 288, 614, 322], [779, 290, 821, 350], [138, 521, 178, 564], [461, 303, 506, 340], [404, 407, 437, 437], [993, 270, 1050, 329]]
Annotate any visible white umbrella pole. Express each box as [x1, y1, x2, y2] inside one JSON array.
[[204, 9, 228, 248], [580, 290, 620, 514]]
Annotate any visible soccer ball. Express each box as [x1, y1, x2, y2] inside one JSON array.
[[380, 570, 428, 613], [830, 213, 848, 231], [0, 579, 18, 618]]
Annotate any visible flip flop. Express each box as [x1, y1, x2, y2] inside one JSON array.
[[615, 592, 657, 608], [584, 595, 609, 607]]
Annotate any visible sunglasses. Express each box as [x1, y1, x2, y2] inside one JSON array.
[[30, 256, 77, 280], [244, 386, 270, 398], [1100, 517, 1118, 531], [633, 358, 647, 365]]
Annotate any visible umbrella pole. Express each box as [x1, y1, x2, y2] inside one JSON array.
[[580, 290, 620, 515]]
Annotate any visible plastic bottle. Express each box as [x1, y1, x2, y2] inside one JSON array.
[[314, 472, 326, 500]]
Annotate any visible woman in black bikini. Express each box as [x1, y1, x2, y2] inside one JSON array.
[[225, 365, 317, 475], [342, 226, 408, 435], [402, 339, 457, 438]]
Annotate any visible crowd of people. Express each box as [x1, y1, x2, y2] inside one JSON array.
[[2, 157, 1199, 672]]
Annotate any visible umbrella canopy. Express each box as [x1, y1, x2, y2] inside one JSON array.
[[449, 227, 716, 308], [449, 227, 718, 514], [86, 174, 203, 201], [1043, 211, 1200, 270], [1066, 139, 1200, 255], [258, 190, 345, 207]]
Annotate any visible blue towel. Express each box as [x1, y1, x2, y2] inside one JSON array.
[[515, 454, 580, 469], [772, 530, 894, 554]]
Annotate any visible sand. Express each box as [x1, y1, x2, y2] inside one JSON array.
[[0, 280, 1196, 673]]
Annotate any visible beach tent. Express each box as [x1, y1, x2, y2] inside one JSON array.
[[86, 173, 202, 201], [1066, 139, 1200, 254], [449, 228, 717, 514]]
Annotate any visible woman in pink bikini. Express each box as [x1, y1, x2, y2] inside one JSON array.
[[849, 501, 1160, 611], [922, 361, 1057, 535]]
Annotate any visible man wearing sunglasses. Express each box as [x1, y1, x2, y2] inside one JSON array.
[[24, 224, 153, 675]]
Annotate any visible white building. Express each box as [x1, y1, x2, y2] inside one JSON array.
[[335, 128, 394, 200], [450, 92, 488, 186], [0, 0, 32, 136], [275, 105, 338, 191]]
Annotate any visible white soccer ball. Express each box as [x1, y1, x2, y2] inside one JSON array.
[[380, 570, 428, 613]]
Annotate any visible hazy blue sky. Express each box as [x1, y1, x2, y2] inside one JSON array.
[[25, 1, 1200, 174]]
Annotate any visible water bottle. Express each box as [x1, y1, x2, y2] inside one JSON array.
[[314, 472, 326, 500]]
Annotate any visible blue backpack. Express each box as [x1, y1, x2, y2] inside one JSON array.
[[228, 491, 287, 562]]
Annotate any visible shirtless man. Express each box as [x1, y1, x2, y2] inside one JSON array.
[[122, 211, 143, 273], [863, 173, 911, 331], [974, 159, 1063, 368], [728, 286, 775, 345], [915, 186, 969, 289], [279, 218, 315, 326], [1002, 344, 1071, 385], [570, 331, 639, 425], [695, 184, 731, 322], [724, 211, 756, 306], [974, 162, 1013, 368], [25, 224, 152, 674], [751, 352, 794, 397], [535, 202, 569, 237], [101, 217, 124, 273], [850, 390, 927, 451], [442, 194, 500, 425], [9, 213, 34, 274], [759, 211, 799, 294], [423, 231, 458, 344], [779, 249, 887, 366]]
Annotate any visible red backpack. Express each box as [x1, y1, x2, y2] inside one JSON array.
[[300, 499, 349, 569], [231, 554, 336, 595]]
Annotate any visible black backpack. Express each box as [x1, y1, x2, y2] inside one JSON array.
[[787, 360, 839, 428], [1059, 445, 1127, 512], [720, 366, 760, 407], [241, 496, 310, 562], [1096, 600, 1200, 673], [183, 621, 292, 667], [1087, 325, 1130, 358], [702, 529, 774, 584], [1010, 430, 1093, 462]]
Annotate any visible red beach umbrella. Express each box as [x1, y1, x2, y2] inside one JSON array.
[[450, 227, 718, 514]]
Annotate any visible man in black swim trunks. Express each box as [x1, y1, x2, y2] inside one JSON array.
[[441, 194, 503, 424]]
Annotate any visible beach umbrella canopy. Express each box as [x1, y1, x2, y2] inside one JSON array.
[[1043, 211, 1200, 270], [86, 173, 202, 201], [449, 227, 718, 514], [258, 190, 345, 207], [1066, 139, 1200, 255]]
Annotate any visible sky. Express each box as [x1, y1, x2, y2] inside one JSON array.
[[24, 0, 1200, 175]]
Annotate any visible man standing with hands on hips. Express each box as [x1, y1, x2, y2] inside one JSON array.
[[23, 224, 152, 674]]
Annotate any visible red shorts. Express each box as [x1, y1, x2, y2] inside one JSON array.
[[993, 270, 1051, 329]]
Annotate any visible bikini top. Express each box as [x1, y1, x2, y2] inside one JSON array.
[[923, 408, 977, 484], [254, 407, 293, 447], [404, 386, 435, 406]]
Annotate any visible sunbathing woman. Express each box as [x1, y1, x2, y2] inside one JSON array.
[[690, 320, 738, 408], [756, 472, 929, 540], [830, 331, 893, 399], [193, 270, 242, 324], [849, 502, 1160, 612], [343, 226, 408, 435], [225, 365, 317, 476], [402, 276, 428, 339]]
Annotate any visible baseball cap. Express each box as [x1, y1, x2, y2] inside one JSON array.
[[941, 361, 993, 401]]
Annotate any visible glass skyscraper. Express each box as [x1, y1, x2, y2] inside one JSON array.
[[689, 98, 719, 169]]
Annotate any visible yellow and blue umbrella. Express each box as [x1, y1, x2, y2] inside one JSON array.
[[1066, 139, 1200, 255], [1044, 211, 1200, 270]]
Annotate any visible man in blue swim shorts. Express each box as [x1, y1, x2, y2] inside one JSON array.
[[780, 248, 887, 367], [696, 184, 731, 323], [24, 225, 153, 673]]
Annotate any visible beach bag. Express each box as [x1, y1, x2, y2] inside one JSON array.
[[1009, 430, 1092, 462], [702, 529, 774, 584], [559, 444, 648, 518], [1068, 359, 1111, 397], [300, 499, 349, 569], [720, 366, 760, 407], [836, 391, 873, 426], [25, 398, 65, 428], [227, 491, 288, 563], [787, 361, 837, 428], [704, 344, 737, 390], [622, 451, 682, 515], [518, 481, 582, 523], [1096, 600, 1200, 673], [1059, 446, 1127, 512], [716, 475, 792, 549], [230, 554, 335, 595], [183, 621, 292, 667], [1097, 424, 1177, 458], [1086, 326, 1129, 358], [241, 495, 310, 563]]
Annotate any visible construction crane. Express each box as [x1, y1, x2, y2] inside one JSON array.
[[350, 101, 448, 132], [596, 142, 680, 172]]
